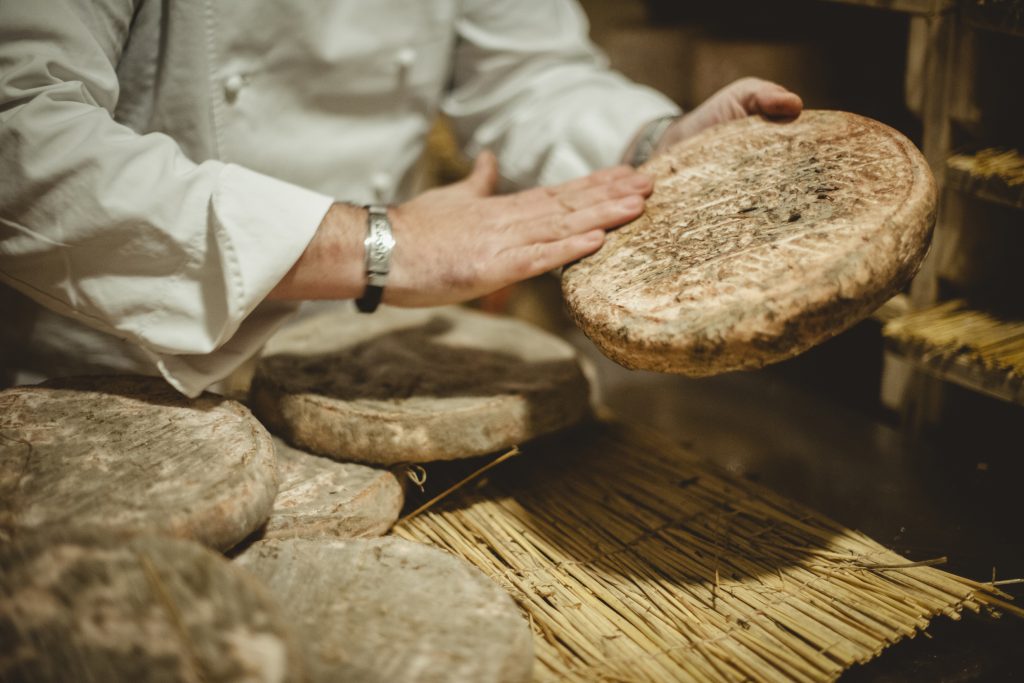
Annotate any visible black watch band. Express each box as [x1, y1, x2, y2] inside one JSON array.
[[355, 284, 384, 313]]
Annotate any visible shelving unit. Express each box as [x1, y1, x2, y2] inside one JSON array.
[[818, 0, 954, 14], [873, 0, 1024, 429], [884, 300, 1024, 404], [602, 0, 1023, 426], [963, 0, 1024, 36], [946, 148, 1024, 210]]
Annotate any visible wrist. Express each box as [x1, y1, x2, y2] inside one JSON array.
[[267, 202, 366, 301]]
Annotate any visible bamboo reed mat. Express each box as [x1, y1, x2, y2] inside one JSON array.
[[393, 419, 1014, 682]]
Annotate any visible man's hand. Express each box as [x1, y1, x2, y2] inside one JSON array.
[[268, 152, 652, 306], [649, 78, 804, 159], [387, 151, 651, 306]]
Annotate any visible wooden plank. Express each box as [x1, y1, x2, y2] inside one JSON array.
[[815, 0, 955, 15], [900, 12, 960, 429], [964, 0, 1024, 38], [946, 149, 1024, 210]]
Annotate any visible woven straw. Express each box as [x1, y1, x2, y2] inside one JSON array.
[[394, 419, 1015, 682]]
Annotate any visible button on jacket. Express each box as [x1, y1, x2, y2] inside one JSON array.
[[0, 0, 679, 396]]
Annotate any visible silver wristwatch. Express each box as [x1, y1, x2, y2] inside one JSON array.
[[629, 114, 680, 167], [355, 204, 395, 313]]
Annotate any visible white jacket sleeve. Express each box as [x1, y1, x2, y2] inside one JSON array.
[[444, 0, 682, 189], [0, 0, 334, 396]]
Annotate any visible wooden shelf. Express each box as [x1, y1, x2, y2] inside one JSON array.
[[947, 149, 1024, 210], [963, 0, 1024, 38], [884, 301, 1024, 405], [816, 0, 954, 14]]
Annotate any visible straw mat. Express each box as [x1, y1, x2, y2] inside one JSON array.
[[394, 419, 1013, 682]]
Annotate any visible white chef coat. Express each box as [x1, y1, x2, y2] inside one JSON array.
[[0, 0, 679, 396]]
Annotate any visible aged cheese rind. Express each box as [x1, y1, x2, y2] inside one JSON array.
[[235, 536, 534, 683], [563, 110, 936, 375], [0, 376, 277, 550], [261, 437, 404, 539], [0, 532, 306, 682], [250, 306, 590, 464]]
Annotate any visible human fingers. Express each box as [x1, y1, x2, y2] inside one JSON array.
[[554, 172, 653, 211], [499, 229, 606, 281], [516, 194, 645, 243], [733, 78, 803, 118], [547, 164, 637, 196], [496, 166, 649, 222], [753, 88, 803, 118]]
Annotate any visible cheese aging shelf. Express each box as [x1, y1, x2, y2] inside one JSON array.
[[818, 0, 954, 14], [884, 300, 1024, 405], [946, 148, 1024, 210], [963, 0, 1024, 37]]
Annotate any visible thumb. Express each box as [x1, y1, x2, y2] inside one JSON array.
[[755, 90, 804, 119], [460, 150, 499, 197]]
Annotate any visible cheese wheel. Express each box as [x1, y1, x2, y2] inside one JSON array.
[[563, 110, 936, 375], [0, 376, 276, 550], [250, 305, 590, 465], [259, 437, 404, 540], [0, 532, 306, 682], [235, 537, 534, 683]]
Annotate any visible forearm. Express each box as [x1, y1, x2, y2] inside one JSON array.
[[445, 0, 680, 189], [0, 0, 338, 397], [267, 202, 367, 301]]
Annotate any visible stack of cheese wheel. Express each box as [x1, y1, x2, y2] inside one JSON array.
[[0, 371, 538, 682], [241, 305, 589, 681], [0, 378, 311, 681], [2, 302, 592, 681]]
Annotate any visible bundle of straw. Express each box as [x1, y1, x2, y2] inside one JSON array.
[[948, 149, 1024, 185], [884, 300, 1024, 403], [394, 420, 1015, 682], [947, 148, 1024, 208]]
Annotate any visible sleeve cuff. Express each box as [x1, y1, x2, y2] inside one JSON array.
[[154, 164, 334, 397], [152, 299, 303, 398], [212, 163, 335, 324]]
